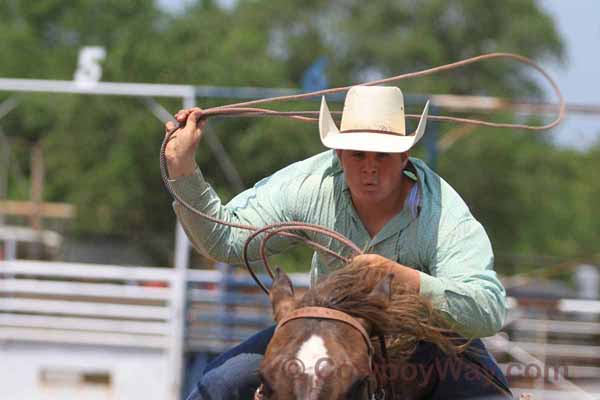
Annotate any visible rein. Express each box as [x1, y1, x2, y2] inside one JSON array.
[[160, 52, 564, 293]]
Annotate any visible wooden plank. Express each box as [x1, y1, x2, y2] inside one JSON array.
[[0, 200, 75, 219], [0, 279, 171, 301], [559, 365, 600, 379], [0, 226, 62, 247], [188, 288, 271, 305], [503, 296, 600, 314], [559, 299, 600, 315], [491, 340, 600, 360], [187, 269, 221, 283], [0, 314, 170, 335], [510, 389, 600, 400], [0, 261, 309, 287], [0, 326, 168, 349], [186, 269, 310, 287], [498, 363, 600, 379], [186, 327, 258, 344], [186, 339, 243, 353], [189, 313, 273, 326], [0, 260, 174, 282], [0, 298, 170, 320], [512, 318, 600, 335]]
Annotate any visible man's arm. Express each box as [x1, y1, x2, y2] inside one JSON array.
[[353, 218, 505, 338], [419, 217, 507, 338], [164, 108, 298, 265], [170, 167, 299, 265]]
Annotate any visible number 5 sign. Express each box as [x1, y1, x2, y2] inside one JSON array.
[[74, 47, 106, 85]]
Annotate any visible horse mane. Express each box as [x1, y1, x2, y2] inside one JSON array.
[[297, 259, 465, 360]]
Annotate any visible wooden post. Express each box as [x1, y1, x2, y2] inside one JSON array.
[[30, 141, 45, 231], [0, 128, 9, 226]]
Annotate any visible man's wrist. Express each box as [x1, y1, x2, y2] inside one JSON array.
[[168, 159, 198, 179]]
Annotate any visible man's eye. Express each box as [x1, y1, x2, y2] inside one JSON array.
[[352, 152, 365, 159], [376, 152, 390, 159]]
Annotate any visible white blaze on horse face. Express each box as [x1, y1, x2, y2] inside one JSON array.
[[295, 334, 329, 392]]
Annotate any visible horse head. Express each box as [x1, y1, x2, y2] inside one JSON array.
[[256, 266, 394, 400]]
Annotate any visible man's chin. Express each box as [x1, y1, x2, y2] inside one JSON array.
[[357, 190, 383, 202]]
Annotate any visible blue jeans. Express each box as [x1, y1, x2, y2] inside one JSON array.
[[186, 325, 511, 400]]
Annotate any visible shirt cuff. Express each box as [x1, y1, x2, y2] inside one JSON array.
[[168, 166, 210, 202], [418, 271, 448, 311]]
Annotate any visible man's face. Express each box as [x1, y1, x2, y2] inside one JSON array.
[[336, 150, 408, 205]]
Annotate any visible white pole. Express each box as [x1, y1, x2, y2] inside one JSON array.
[[5, 239, 17, 260], [168, 93, 195, 400]]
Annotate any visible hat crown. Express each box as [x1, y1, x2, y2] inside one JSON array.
[[340, 86, 406, 135]]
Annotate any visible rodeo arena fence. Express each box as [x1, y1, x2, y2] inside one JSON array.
[[0, 258, 309, 399], [1, 257, 600, 400]]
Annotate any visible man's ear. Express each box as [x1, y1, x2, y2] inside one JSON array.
[[401, 151, 410, 167], [335, 149, 343, 160], [269, 267, 297, 323]]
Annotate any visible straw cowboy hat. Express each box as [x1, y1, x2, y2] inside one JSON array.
[[319, 85, 430, 153]]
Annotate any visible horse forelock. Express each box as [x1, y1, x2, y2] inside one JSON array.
[[297, 260, 456, 358]]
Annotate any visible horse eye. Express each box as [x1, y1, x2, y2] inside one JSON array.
[[346, 376, 369, 399], [255, 385, 270, 399]]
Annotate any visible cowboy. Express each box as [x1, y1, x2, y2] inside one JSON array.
[[165, 86, 511, 399]]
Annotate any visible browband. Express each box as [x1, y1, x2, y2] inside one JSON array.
[[276, 306, 374, 356]]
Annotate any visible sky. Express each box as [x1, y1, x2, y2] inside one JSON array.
[[540, 0, 600, 150], [158, 0, 600, 150]]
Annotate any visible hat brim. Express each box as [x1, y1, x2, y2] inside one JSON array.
[[319, 96, 430, 153]]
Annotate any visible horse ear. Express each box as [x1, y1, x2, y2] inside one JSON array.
[[367, 272, 394, 306], [269, 267, 297, 323]]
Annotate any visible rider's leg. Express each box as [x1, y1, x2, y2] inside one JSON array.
[[186, 325, 276, 400], [409, 338, 512, 399]]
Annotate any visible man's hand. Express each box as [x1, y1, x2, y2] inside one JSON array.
[[164, 107, 207, 179], [352, 254, 421, 293]]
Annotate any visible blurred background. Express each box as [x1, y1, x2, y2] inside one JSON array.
[[0, 0, 599, 399]]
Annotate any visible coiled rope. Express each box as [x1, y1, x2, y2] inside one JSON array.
[[160, 52, 565, 294]]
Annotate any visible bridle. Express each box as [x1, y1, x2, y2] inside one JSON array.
[[255, 306, 393, 400]]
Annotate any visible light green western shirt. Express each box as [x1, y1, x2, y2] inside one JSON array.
[[171, 150, 506, 338]]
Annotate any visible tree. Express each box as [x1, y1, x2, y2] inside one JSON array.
[[2, 0, 581, 272]]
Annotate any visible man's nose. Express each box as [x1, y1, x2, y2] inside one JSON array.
[[362, 155, 378, 173]]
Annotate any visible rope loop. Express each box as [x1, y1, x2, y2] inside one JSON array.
[[160, 52, 564, 295]]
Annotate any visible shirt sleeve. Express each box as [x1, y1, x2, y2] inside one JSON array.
[[418, 217, 507, 338], [169, 166, 301, 267]]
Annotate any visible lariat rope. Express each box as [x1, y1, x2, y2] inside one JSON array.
[[160, 52, 565, 294]]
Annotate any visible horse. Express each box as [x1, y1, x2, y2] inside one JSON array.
[[254, 259, 512, 400]]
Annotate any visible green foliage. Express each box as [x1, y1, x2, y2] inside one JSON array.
[[4, 0, 595, 275], [440, 128, 600, 274]]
